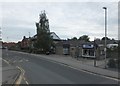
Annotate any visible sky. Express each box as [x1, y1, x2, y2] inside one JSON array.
[[0, 1, 119, 42]]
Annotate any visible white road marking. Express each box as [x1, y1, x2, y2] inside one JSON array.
[[3, 59, 29, 85], [2, 59, 10, 65]]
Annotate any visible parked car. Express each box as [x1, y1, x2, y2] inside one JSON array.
[[46, 51, 50, 55]]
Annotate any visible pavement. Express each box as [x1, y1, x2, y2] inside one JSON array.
[[2, 58, 21, 85], [29, 53, 119, 79]]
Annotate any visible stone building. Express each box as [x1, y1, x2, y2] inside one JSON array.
[[55, 39, 118, 59], [55, 40, 105, 59]]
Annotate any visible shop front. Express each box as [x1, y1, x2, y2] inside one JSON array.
[[82, 44, 95, 58]]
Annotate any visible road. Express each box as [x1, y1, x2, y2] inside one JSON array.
[[2, 49, 118, 84], [2, 55, 20, 84]]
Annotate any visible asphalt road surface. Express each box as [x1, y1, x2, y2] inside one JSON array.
[[2, 49, 118, 84]]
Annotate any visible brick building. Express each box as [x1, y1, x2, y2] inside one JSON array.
[[21, 36, 31, 49]]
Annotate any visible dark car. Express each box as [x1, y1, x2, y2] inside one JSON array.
[[46, 51, 50, 55]]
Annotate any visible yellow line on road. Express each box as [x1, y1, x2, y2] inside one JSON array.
[[15, 66, 23, 85], [2, 59, 29, 85], [15, 66, 29, 85]]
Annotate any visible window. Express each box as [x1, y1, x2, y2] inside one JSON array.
[[82, 49, 95, 57], [71, 48, 74, 50]]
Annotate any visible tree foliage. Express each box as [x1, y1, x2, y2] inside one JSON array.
[[36, 28, 53, 52], [78, 35, 90, 42], [71, 37, 77, 40], [101, 37, 111, 40], [34, 11, 53, 53]]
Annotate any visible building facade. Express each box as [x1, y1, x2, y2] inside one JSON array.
[[21, 36, 31, 49], [55, 40, 105, 59]]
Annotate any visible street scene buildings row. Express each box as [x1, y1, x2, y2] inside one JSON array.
[[2, 33, 118, 59], [2, 11, 118, 59]]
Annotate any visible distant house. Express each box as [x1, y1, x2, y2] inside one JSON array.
[[2, 42, 16, 49], [50, 32, 61, 41], [55, 40, 84, 56], [31, 32, 60, 41], [55, 40, 70, 55], [21, 36, 31, 49], [85, 40, 118, 58], [55, 40, 106, 59], [30, 32, 61, 50]]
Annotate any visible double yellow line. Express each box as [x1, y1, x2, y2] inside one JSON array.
[[2, 59, 29, 85], [15, 66, 29, 85]]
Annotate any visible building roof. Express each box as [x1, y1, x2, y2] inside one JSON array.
[[50, 32, 61, 40], [56, 40, 87, 47], [31, 32, 61, 41]]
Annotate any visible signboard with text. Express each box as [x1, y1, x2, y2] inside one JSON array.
[[83, 44, 94, 49]]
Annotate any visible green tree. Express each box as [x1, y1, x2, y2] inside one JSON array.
[[78, 35, 90, 42], [71, 37, 77, 40], [36, 28, 53, 52], [34, 11, 53, 53], [101, 37, 111, 40]]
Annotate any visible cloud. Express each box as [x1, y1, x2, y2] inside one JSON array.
[[1, 2, 118, 42], [2, 26, 36, 42], [0, 0, 119, 2]]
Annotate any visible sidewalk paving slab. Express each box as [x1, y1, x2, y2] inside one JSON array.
[[2, 65, 21, 84]]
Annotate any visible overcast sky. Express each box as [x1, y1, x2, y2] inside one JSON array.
[[0, 1, 118, 42]]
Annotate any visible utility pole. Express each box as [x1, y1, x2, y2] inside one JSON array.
[[103, 7, 107, 69], [94, 37, 97, 67]]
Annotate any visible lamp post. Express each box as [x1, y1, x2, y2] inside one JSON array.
[[103, 7, 107, 69]]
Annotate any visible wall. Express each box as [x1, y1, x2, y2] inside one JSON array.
[[70, 47, 76, 57], [55, 46, 63, 55]]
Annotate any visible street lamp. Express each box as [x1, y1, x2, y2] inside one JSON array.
[[103, 7, 107, 69]]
